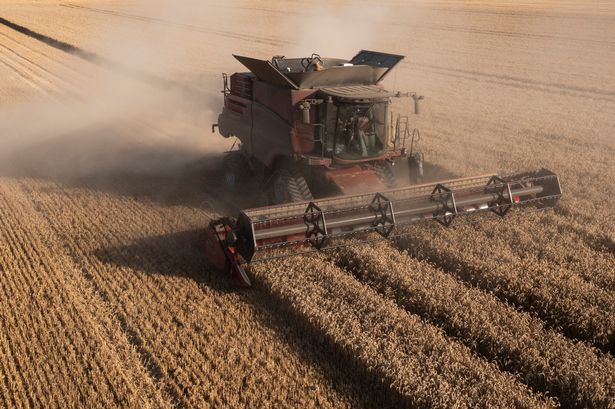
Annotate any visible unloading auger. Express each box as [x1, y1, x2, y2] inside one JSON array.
[[204, 169, 562, 287]]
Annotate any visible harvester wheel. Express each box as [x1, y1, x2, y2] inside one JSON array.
[[223, 152, 248, 192], [374, 160, 396, 188], [291, 168, 314, 201], [271, 169, 313, 204]]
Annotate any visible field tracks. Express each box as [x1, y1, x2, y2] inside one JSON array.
[[15, 173, 612, 406], [50, 173, 552, 406], [0, 16, 202, 98], [58, 3, 289, 47], [0, 29, 95, 88], [0, 44, 50, 95], [16, 179, 215, 407], [20, 179, 199, 406], [77, 261, 185, 407], [0, 28, 87, 99], [406, 62, 615, 103], [0, 192, 111, 407], [424, 23, 615, 46], [0, 215, 86, 408], [43, 180, 381, 407], [15, 178, 374, 408]]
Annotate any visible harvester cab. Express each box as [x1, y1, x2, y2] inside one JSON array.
[[214, 50, 422, 200], [207, 50, 562, 287]]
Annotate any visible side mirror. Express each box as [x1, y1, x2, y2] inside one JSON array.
[[412, 94, 424, 115]]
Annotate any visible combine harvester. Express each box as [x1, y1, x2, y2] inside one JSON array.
[[206, 51, 562, 286]]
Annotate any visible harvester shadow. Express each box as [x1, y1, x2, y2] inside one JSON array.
[[70, 158, 458, 214], [419, 162, 458, 182], [95, 158, 457, 210], [1, 102, 459, 217], [93, 229, 234, 293], [94, 229, 410, 409], [0, 16, 203, 97]]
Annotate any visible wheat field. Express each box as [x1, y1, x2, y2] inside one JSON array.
[[0, 1, 613, 407]]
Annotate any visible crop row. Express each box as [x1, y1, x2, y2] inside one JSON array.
[[250, 254, 554, 408], [333, 240, 615, 408], [0, 178, 170, 408], [396, 216, 615, 352], [468, 209, 615, 292], [19, 177, 363, 408]]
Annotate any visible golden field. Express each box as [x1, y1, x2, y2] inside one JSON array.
[[0, 1, 613, 407]]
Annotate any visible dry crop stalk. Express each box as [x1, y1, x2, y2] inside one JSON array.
[[397, 222, 615, 352], [250, 255, 555, 409], [21, 178, 360, 408], [477, 210, 615, 292], [14, 179, 213, 407], [333, 240, 615, 408], [0, 179, 171, 408]]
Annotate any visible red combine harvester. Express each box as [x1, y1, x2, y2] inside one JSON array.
[[206, 51, 562, 286]]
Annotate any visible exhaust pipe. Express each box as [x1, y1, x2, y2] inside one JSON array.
[[299, 101, 311, 124]]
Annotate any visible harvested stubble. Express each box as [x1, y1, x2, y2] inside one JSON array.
[[333, 240, 615, 408], [249, 255, 554, 409], [14, 177, 367, 408], [396, 218, 615, 353], [0, 179, 171, 408]]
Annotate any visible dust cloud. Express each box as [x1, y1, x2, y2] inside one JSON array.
[[0, 0, 233, 182], [283, 2, 393, 58], [0, 0, 414, 184]]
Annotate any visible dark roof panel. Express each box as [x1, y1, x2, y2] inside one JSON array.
[[350, 50, 405, 82], [234, 55, 299, 89]]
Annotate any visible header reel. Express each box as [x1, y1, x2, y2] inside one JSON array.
[[205, 169, 561, 287]]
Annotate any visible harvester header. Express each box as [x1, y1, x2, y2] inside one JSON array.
[[205, 169, 562, 287]]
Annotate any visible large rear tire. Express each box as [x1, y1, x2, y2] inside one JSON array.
[[223, 152, 249, 192], [270, 168, 313, 204]]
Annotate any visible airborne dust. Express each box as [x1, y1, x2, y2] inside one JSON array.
[[1, 0, 227, 182], [0, 0, 406, 186]]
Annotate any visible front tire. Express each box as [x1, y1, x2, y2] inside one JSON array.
[[374, 160, 397, 188], [270, 168, 313, 204]]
